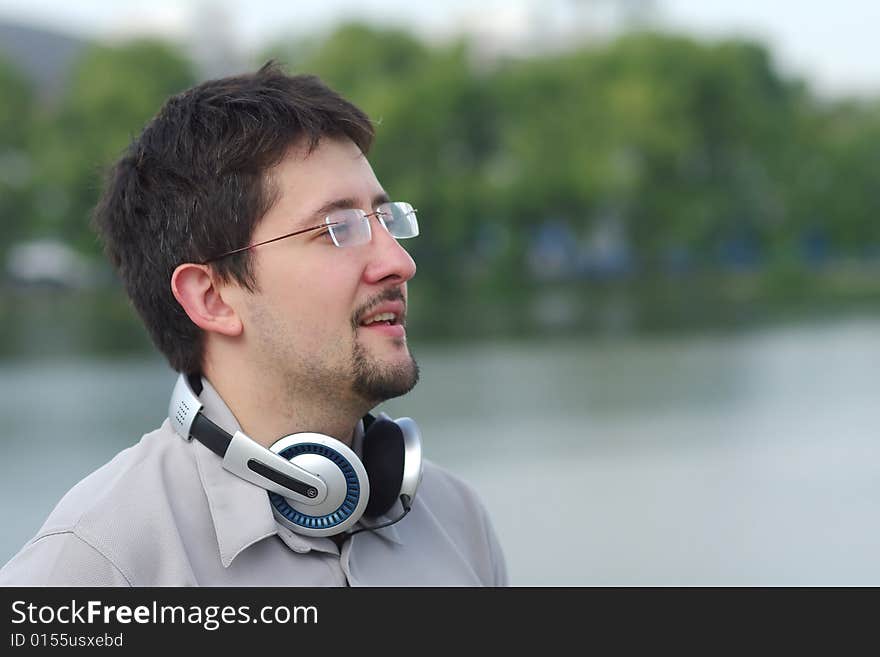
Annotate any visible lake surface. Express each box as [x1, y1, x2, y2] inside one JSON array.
[[2, 316, 879, 585]]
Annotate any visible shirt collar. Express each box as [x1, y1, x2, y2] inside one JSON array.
[[192, 377, 401, 567], [192, 378, 278, 567]]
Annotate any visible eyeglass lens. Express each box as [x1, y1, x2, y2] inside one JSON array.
[[326, 202, 418, 247]]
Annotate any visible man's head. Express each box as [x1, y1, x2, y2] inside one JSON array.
[[94, 62, 419, 409]]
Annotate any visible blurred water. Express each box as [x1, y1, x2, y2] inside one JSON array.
[[2, 317, 879, 585]]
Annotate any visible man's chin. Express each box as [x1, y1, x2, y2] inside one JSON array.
[[351, 351, 419, 403]]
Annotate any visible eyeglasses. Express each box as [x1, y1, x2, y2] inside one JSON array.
[[202, 201, 419, 263]]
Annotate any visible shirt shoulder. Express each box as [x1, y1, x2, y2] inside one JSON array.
[[418, 459, 486, 515], [37, 421, 190, 533], [415, 459, 509, 586], [0, 531, 131, 586], [1, 421, 201, 586]]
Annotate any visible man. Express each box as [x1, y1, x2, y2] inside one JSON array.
[[0, 63, 508, 586]]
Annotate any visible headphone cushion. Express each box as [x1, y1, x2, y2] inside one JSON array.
[[361, 419, 405, 518]]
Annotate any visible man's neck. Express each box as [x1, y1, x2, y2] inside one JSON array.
[[202, 368, 367, 448]]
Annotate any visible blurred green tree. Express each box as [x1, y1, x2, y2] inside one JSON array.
[[18, 22, 870, 304], [261, 24, 880, 298], [785, 99, 880, 255], [0, 55, 35, 258], [28, 39, 197, 254], [492, 33, 804, 274]]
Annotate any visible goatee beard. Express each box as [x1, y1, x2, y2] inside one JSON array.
[[350, 338, 420, 403]]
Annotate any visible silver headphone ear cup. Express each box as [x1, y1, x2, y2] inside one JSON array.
[[360, 416, 423, 518], [394, 417, 423, 501], [267, 433, 369, 537]]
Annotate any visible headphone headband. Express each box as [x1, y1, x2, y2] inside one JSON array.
[[168, 373, 331, 505], [169, 373, 202, 440]]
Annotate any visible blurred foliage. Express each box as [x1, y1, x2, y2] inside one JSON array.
[[3, 25, 880, 309], [0, 55, 33, 257], [2, 40, 196, 255], [264, 25, 880, 299]]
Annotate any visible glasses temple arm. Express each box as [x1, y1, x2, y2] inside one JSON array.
[[201, 222, 338, 264]]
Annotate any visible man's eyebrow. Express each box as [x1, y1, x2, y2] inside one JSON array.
[[301, 193, 392, 226]]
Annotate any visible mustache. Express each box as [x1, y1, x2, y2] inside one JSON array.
[[351, 287, 407, 328]]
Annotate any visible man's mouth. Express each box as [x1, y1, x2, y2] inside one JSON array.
[[360, 312, 399, 327], [357, 301, 406, 338]]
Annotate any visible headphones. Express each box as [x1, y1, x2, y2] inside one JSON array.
[[168, 373, 422, 537]]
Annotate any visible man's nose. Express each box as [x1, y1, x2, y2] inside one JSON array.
[[362, 216, 417, 285]]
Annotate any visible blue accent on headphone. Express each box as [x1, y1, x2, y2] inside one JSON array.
[[268, 443, 361, 530]]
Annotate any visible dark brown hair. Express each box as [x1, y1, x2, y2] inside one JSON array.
[[93, 62, 374, 373]]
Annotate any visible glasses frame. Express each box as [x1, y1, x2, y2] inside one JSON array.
[[201, 203, 417, 264]]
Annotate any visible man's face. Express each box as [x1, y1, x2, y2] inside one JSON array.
[[236, 137, 419, 408]]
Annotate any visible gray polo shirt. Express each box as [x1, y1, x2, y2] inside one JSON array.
[[0, 379, 508, 586]]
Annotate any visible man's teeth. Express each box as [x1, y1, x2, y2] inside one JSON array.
[[364, 312, 396, 325]]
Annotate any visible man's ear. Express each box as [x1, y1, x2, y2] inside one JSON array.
[[171, 263, 243, 337]]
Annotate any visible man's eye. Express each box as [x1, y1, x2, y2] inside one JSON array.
[[315, 230, 337, 246]]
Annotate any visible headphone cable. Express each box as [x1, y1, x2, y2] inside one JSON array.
[[347, 494, 412, 536]]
